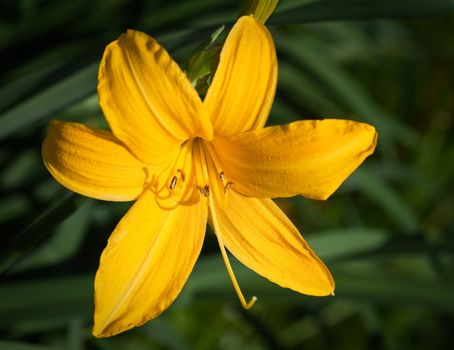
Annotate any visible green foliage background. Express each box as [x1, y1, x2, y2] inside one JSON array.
[[0, 0, 453, 349]]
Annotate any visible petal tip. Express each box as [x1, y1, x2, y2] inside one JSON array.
[[91, 323, 119, 339]]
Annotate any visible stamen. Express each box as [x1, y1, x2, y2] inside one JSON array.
[[204, 143, 225, 177], [153, 140, 194, 206], [208, 194, 257, 310], [224, 181, 233, 193], [155, 140, 192, 193], [177, 169, 185, 181], [331, 292, 335, 297], [198, 185, 209, 197], [193, 140, 209, 192], [169, 176, 177, 190]]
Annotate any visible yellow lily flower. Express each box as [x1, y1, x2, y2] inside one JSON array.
[[42, 16, 377, 337]]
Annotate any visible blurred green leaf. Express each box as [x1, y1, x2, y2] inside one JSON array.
[[0, 195, 30, 224], [141, 320, 190, 350], [12, 201, 93, 272], [276, 62, 342, 118], [348, 168, 420, 232], [276, 33, 418, 149], [0, 275, 92, 325], [0, 341, 57, 350], [0, 150, 40, 189], [139, 0, 231, 29], [333, 266, 454, 311], [0, 193, 79, 274], [0, 1, 98, 50], [271, 0, 454, 24], [187, 254, 454, 312], [0, 62, 63, 112], [0, 64, 97, 141], [307, 228, 388, 261], [67, 318, 84, 350]]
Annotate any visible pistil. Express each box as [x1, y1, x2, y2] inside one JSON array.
[[208, 193, 257, 310]]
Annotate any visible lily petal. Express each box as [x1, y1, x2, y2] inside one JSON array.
[[213, 119, 377, 200], [211, 190, 334, 296], [99, 30, 213, 165], [42, 121, 146, 201], [204, 16, 277, 136], [93, 189, 207, 337]]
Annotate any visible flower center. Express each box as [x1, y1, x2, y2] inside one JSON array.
[[191, 137, 232, 202], [150, 137, 230, 208], [155, 137, 256, 310]]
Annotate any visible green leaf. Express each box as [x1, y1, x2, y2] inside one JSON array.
[[12, 201, 93, 272], [0, 150, 40, 189], [0, 193, 80, 274], [0, 195, 30, 224], [347, 168, 419, 232], [187, 255, 454, 312], [0, 341, 57, 350], [139, 0, 231, 29], [306, 228, 388, 261], [0, 275, 92, 325], [0, 62, 63, 112], [0, 64, 97, 141], [186, 25, 225, 97], [276, 34, 418, 149], [270, 0, 454, 24], [277, 62, 342, 117], [332, 266, 454, 312]]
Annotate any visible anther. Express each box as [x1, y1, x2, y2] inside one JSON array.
[[169, 176, 178, 190], [219, 171, 225, 182], [198, 185, 210, 197], [177, 169, 185, 181], [224, 181, 233, 193]]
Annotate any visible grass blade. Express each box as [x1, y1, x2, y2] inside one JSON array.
[[271, 0, 454, 24]]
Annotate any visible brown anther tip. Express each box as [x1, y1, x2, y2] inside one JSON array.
[[219, 171, 225, 182], [224, 181, 233, 193], [169, 176, 177, 190], [198, 185, 210, 197], [177, 169, 185, 181]]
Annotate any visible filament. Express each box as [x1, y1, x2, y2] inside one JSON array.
[[202, 142, 228, 204], [152, 139, 194, 207], [193, 140, 209, 190], [208, 194, 257, 310]]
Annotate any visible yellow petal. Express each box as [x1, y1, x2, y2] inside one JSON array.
[[99, 30, 213, 165], [213, 119, 377, 200], [93, 189, 207, 337], [42, 121, 147, 201], [211, 190, 334, 296], [204, 16, 277, 136]]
